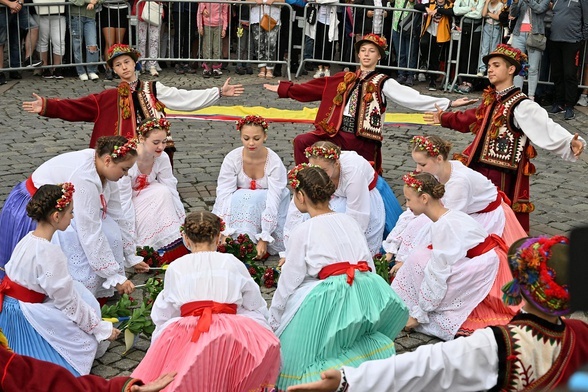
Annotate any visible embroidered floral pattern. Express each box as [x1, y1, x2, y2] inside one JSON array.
[[55, 182, 75, 211], [333, 72, 357, 106], [118, 82, 132, 120]]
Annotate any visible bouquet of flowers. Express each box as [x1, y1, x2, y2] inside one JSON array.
[[217, 233, 258, 263], [136, 245, 165, 268], [373, 253, 393, 284], [262, 267, 280, 288]]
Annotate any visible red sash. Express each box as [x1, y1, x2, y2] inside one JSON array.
[[368, 172, 378, 191], [0, 276, 46, 313], [180, 301, 237, 342], [25, 176, 37, 196], [466, 234, 508, 258], [318, 261, 371, 285], [477, 189, 511, 214]]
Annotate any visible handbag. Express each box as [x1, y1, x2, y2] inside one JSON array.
[[526, 33, 546, 51], [400, 12, 421, 35], [306, 4, 317, 25], [140, 1, 163, 27], [260, 13, 278, 31]]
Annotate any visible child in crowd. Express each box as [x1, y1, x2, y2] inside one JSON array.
[[476, 0, 503, 76], [34, 0, 67, 79], [0, 184, 118, 376], [235, 0, 254, 75], [134, 0, 162, 76], [270, 164, 408, 391], [198, 0, 229, 78], [212, 115, 290, 259], [132, 211, 280, 391]]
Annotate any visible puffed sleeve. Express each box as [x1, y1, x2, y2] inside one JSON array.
[[212, 150, 240, 236], [257, 151, 288, 243], [156, 82, 220, 112], [106, 182, 143, 268], [442, 178, 471, 212], [340, 166, 371, 232], [155, 153, 185, 221], [381, 78, 451, 112], [382, 209, 414, 255]]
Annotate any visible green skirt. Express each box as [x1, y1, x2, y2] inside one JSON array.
[[277, 272, 408, 391]]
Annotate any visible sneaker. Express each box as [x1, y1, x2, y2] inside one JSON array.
[[396, 74, 407, 85], [476, 71, 484, 77], [405, 76, 414, 87], [212, 69, 221, 79], [88, 72, 99, 81], [183, 64, 197, 74], [9, 71, 22, 80], [79, 73, 89, 81], [246, 66, 254, 75], [42, 69, 53, 79], [235, 66, 246, 75], [313, 69, 325, 79], [548, 104, 564, 114], [428, 81, 436, 91], [0, 72, 6, 85], [418, 72, 427, 82], [105, 69, 113, 80], [202, 69, 211, 78], [577, 94, 588, 107], [149, 67, 159, 77], [323, 68, 330, 77], [53, 70, 64, 79], [174, 64, 185, 75], [564, 107, 575, 120], [22, 55, 43, 68]]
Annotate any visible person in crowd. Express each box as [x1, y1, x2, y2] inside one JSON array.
[[425, 44, 585, 232], [212, 115, 289, 258], [22, 44, 244, 165], [384, 135, 526, 264], [476, 0, 503, 77], [198, 0, 229, 78], [100, 0, 128, 80], [172, 1, 198, 75], [264, 33, 476, 174], [284, 141, 403, 256], [35, 0, 67, 79], [287, 235, 588, 392], [0, 184, 119, 375], [270, 164, 408, 391], [133, 0, 162, 77], [546, 0, 588, 120], [452, 0, 485, 93], [234, 0, 254, 75], [508, 0, 549, 101], [392, 0, 420, 86], [577, 59, 588, 107], [69, 0, 101, 81], [119, 118, 188, 264], [251, 0, 284, 78], [0, 136, 147, 302], [305, 0, 338, 78], [131, 211, 281, 391], [391, 172, 518, 340]]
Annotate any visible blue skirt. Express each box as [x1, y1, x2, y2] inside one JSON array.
[[375, 176, 403, 239], [0, 296, 80, 376], [0, 181, 36, 278]]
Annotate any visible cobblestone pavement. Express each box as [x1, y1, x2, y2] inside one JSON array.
[[1, 65, 587, 379]]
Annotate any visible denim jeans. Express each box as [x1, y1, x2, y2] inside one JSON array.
[[511, 32, 542, 97], [477, 22, 501, 73], [392, 28, 418, 77], [69, 15, 98, 75], [0, 7, 34, 67]]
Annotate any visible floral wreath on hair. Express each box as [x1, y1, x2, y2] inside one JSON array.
[[111, 137, 138, 159], [219, 218, 226, 233], [138, 118, 171, 138], [236, 115, 269, 132], [502, 235, 570, 314], [402, 172, 423, 193], [55, 182, 75, 211], [411, 136, 440, 157], [304, 145, 340, 160], [287, 163, 321, 190]]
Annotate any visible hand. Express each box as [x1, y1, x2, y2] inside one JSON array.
[[278, 257, 286, 267], [107, 328, 121, 341], [133, 261, 150, 273], [404, 316, 419, 331], [115, 280, 135, 295], [451, 97, 479, 107], [423, 103, 444, 124], [255, 240, 268, 260], [571, 133, 585, 157], [23, 93, 44, 114], [10, 0, 22, 13], [367, 10, 374, 17], [221, 29, 226, 38], [384, 252, 393, 262], [131, 372, 177, 392], [198, 28, 204, 36], [87, 3, 95, 9], [202, 8, 209, 17], [389, 261, 403, 278], [287, 369, 341, 391], [263, 83, 279, 93], [221, 78, 244, 97]]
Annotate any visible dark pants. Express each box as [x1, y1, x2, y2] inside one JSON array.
[[548, 39, 583, 108], [172, 9, 197, 59], [420, 32, 447, 80]]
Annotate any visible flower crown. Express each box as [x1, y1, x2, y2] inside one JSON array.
[[111, 138, 138, 159], [55, 182, 75, 211], [219, 218, 226, 233], [138, 118, 171, 138], [236, 115, 269, 132], [287, 163, 320, 190], [502, 235, 570, 315], [411, 136, 440, 157], [304, 145, 340, 160], [402, 172, 423, 193], [360, 33, 388, 51]]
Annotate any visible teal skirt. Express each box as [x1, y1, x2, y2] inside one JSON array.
[[276, 272, 408, 391]]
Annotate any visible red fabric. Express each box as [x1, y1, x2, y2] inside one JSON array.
[[0, 346, 142, 391], [180, 301, 237, 342], [318, 261, 371, 285], [466, 234, 508, 258], [477, 189, 510, 213], [368, 171, 378, 191], [556, 319, 588, 387], [0, 276, 46, 313], [160, 242, 190, 264], [133, 174, 149, 192], [25, 176, 37, 196]]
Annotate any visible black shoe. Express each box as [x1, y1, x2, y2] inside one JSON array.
[[9, 71, 22, 80], [564, 107, 575, 120], [246, 67, 254, 75], [53, 70, 64, 79], [42, 69, 53, 79], [174, 64, 185, 75], [235, 66, 246, 75], [549, 104, 564, 114], [0, 73, 6, 85], [273, 68, 282, 77], [212, 69, 221, 79], [22, 56, 42, 67], [203, 69, 211, 78], [428, 80, 436, 91], [105, 69, 113, 80]]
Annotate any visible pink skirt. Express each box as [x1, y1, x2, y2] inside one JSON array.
[[132, 314, 281, 392], [500, 202, 527, 246]]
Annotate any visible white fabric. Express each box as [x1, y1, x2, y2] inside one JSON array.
[[378, 78, 452, 113], [344, 327, 499, 391], [155, 82, 220, 112], [118, 152, 185, 250], [150, 251, 270, 342], [212, 147, 289, 254], [6, 233, 113, 375], [269, 213, 375, 335], [304, 0, 339, 41], [249, 4, 282, 24], [32, 149, 140, 297], [391, 210, 499, 341]]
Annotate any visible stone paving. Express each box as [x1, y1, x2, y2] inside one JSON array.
[[1, 65, 587, 379]]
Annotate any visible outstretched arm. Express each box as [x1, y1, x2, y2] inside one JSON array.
[[22, 93, 44, 114]]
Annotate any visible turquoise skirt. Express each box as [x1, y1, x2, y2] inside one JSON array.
[[276, 272, 408, 391]]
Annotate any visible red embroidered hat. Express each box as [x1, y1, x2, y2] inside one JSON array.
[[503, 236, 570, 316], [107, 44, 141, 67], [354, 33, 387, 58], [483, 44, 528, 75]]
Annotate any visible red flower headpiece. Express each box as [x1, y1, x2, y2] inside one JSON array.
[[138, 118, 171, 138], [111, 138, 138, 159], [402, 172, 423, 193], [236, 115, 269, 132], [219, 218, 226, 233], [55, 182, 75, 211], [287, 163, 320, 190], [411, 136, 440, 157], [304, 145, 340, 160]]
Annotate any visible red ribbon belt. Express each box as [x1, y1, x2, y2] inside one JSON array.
[[466, 234, 508, 258], [133, 174, 149, 193], [180, 301, 237, 342], [318, 261, 372, 285], [368, 172, 378, 191], [478, 189, 512, 214], [25, 176, 38, 196], [0, 276, 46, 313]]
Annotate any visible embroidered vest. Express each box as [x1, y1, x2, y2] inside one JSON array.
[[355, 73, 389, 142]]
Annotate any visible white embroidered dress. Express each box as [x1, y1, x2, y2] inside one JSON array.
[[119, 152, 185, 250], [212, 147, 290, 255], [5, 233, 113, 375], [391, 210, 499, 341], [32, 149, 142, 298]]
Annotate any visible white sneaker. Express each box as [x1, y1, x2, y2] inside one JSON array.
[[418, 73, 427, 82], [313, 69, 324, 79], [88, 72, 99, 80], [577, 94, 588, 107], [324, 68, 330, 77], [476, 71, 484, 77], [78, 73, 89, 81], [150, 66, 159, 77]]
